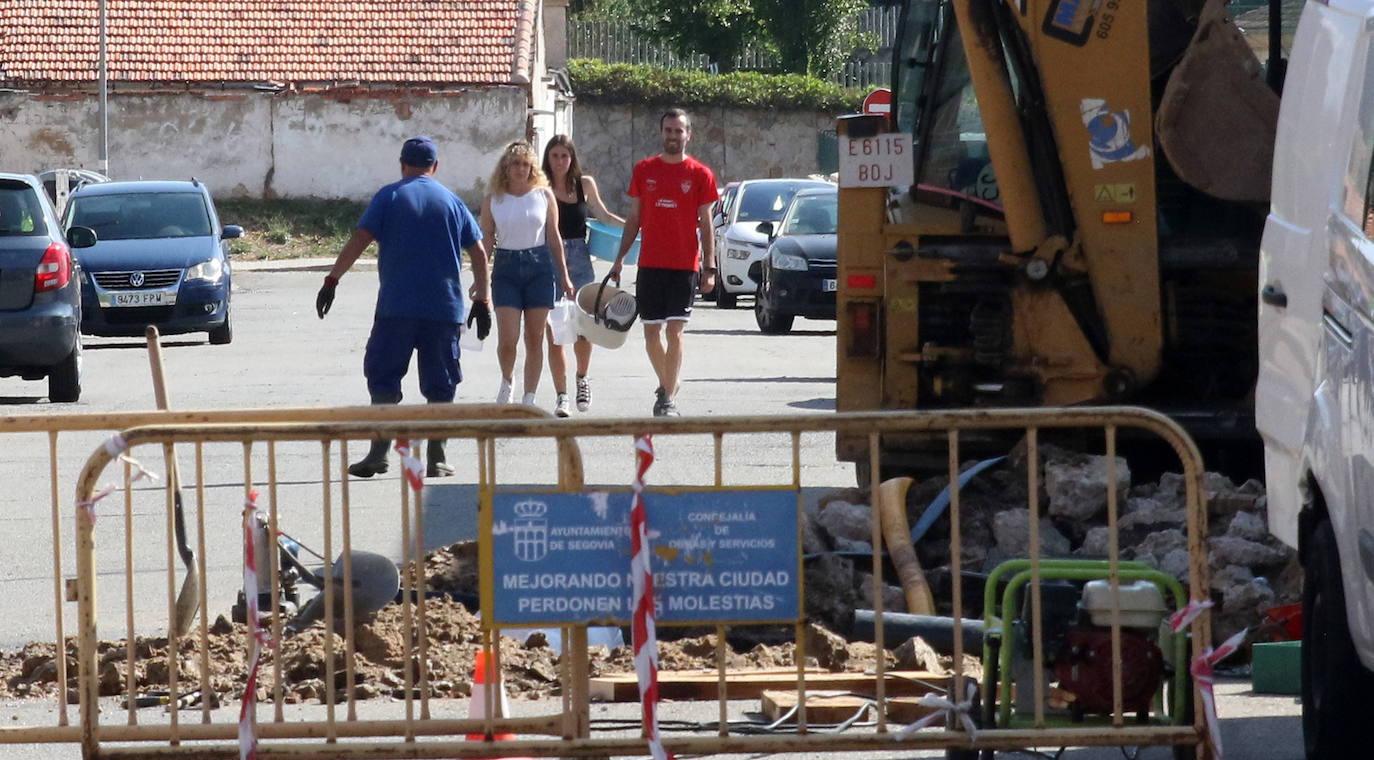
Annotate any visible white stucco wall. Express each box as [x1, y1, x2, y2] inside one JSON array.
[[270, 89, 526, 204], [0, 88, 528, 205], [568, 102, 837, 217]]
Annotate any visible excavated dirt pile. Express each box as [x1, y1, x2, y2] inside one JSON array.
[[0, 540, 920, 705]]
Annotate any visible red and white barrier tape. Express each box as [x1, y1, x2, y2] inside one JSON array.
[[239, 490, 274, 760], [1189, 628, 1247, 760], [630, 435, 672, 760], [1171, 599, 1244, 760], [1168, 598, 1214, 633], [393, 440, 425, 492]]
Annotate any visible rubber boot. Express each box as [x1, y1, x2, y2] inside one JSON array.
[[348, 438, 390, 478], [427, 439, 454, 478]]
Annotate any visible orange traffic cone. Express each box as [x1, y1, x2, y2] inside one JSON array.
[[466, 649, 515, 742]]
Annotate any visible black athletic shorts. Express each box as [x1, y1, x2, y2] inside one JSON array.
[[636, 267, 696, 323]]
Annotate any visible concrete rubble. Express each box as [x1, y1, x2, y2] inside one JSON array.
[[801, 445, 1299, 650]]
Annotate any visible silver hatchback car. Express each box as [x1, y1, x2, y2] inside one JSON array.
[[0, 173, 91, 402]]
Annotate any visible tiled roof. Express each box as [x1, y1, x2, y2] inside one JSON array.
[[0, 1, 532, 87]]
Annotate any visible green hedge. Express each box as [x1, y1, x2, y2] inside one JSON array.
[[566, 59, 866, 112]]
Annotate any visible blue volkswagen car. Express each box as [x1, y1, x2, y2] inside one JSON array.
[[64, 180, 239, 343]]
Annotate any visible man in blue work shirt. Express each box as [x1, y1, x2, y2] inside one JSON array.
[[316, 135, 491, 478]]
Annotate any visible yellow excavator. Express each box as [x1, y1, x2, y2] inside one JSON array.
[[836, 0, 1287, 477]]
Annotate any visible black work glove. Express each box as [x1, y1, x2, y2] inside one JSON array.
[[467, 300, 491, 340], [316, 276, 338, 319]]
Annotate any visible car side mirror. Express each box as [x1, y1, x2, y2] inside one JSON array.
[[755, 221, 775, 240], [67, 226, 97, 249], [221, 224, 243, 240], [713, 213, 725, 227]]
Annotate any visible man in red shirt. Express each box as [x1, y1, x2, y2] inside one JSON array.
[[609, 108, 719, 416]]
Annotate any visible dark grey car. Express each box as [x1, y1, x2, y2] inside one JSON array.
[[0, 173, 90, 402]]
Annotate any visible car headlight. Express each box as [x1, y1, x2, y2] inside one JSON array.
[[771, 251, 808, 271], [726, 247, 752, 261], [186, 257, 224, 282]]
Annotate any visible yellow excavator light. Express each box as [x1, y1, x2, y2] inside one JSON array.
[[1101, 211, 1134, 224]]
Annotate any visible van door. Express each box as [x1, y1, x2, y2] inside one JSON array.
[[1310, 25, 1374, 657], [1257, 2, 1366, 548]]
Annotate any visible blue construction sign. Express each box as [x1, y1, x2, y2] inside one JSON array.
[[485, 490, 800, 626]]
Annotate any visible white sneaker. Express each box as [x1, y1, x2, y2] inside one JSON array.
[[496, 378, 512, 404], [575, 376, 591, 412], [522, 392, 538, 406], [554, 393, 571, 418]]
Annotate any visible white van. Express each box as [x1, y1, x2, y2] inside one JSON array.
[[1259, 0, 1374, 755]]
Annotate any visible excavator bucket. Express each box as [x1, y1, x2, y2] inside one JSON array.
[[1156, 0, 1279, 202]]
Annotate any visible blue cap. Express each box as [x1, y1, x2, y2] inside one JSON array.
[[400, 136, 438, 167]]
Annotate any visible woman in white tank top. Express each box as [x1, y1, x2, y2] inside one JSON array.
[[480, 141, 573, 407]]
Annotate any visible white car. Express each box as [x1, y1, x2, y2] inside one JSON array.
[[712, 178, 831, 308]]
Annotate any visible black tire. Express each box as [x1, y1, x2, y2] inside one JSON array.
[[754, 286, 794, 334], [1302, 517, 1374, 758], [208, 309, 233, 345], [715, 277, 737, 309], [48, 342, 81, 403]]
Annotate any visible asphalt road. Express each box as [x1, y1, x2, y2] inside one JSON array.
[[0, 263, 1305, 759]]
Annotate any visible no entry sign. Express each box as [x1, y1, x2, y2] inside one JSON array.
[[863, 87, 893, 116]]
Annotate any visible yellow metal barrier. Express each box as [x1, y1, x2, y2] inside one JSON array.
[[67, 406, 1210, 760], [0, 403, 555, 748]]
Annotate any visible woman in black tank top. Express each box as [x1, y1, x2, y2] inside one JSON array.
[[542, 135, 626, 416]]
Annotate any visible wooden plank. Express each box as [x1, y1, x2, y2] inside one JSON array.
[[589, 669, 951, 702], [760, 690, 944, 725]]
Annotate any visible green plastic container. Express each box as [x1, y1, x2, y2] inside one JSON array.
[[1252, 641, 1302, 695]]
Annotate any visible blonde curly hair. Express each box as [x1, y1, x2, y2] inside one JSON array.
[[489, 141, 547, 194]]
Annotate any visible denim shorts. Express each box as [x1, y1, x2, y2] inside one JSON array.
[[563, 237, 596, 291], [492, 245, 556, 310]]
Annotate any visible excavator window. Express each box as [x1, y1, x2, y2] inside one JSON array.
[[893, 0, 942, 134], [894, 0, 1002, 212]]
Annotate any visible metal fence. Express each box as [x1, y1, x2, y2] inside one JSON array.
[[68, 406, 1211, 759], [0, 402, 556, 750], [568, 6, 898, 88]]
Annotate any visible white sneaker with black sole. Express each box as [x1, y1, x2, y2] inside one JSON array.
[[575, 376, 591, 412]]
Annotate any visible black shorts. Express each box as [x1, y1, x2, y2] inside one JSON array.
[[636, 267, 696, 323]]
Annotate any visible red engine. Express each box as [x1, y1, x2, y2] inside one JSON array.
[[1052, 627, 1164, 716]]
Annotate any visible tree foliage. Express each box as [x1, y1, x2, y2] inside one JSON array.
[[755, 0, 871, 77], [568, 0, 637, 20], [632, 0, 762, 72], [566, 59, 865, 112]]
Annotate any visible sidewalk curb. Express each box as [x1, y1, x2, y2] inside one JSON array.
[[232, 257, 376, 273]]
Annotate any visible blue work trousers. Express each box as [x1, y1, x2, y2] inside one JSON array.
[[363, 317, 462, 403]]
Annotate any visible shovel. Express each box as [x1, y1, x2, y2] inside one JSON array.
[[145, 326, 201, 638]]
